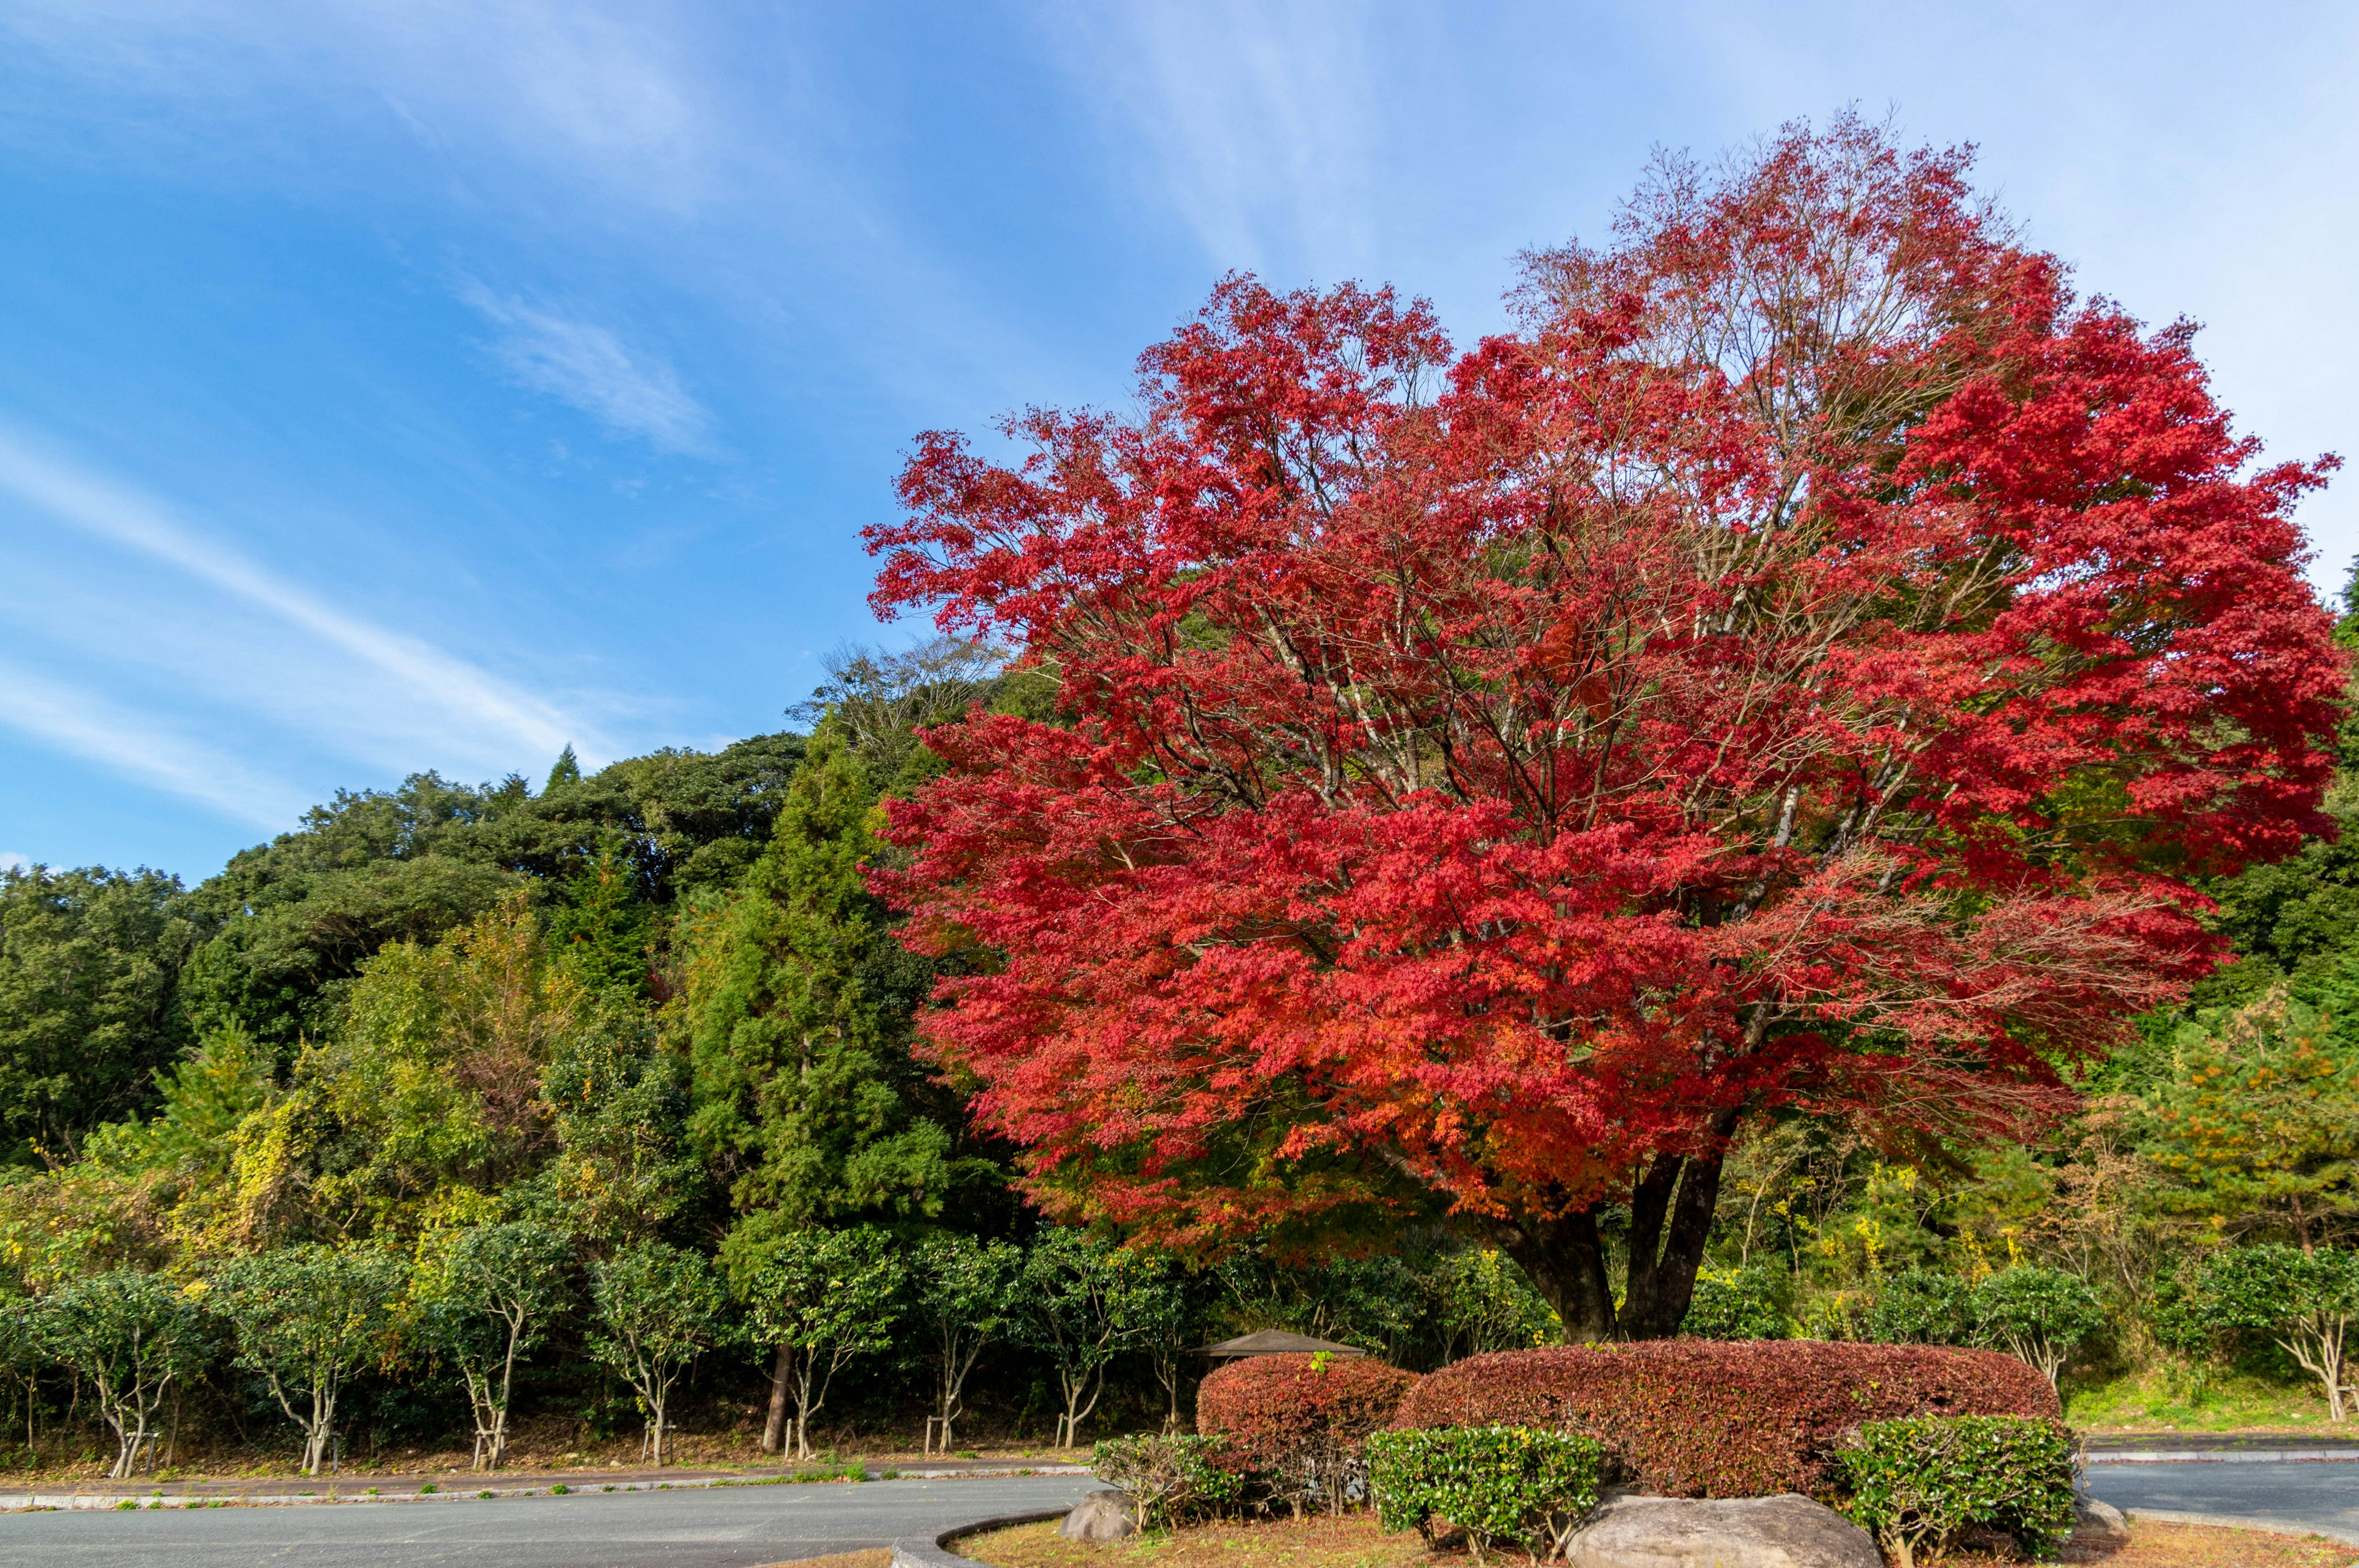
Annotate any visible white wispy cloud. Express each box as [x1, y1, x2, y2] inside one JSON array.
[[1051, 1, 1387, 275], [0, 851, 29, 872], [458, 281, 720, 455], [0, 429, 602, 786], [0, 662, 307, 830]]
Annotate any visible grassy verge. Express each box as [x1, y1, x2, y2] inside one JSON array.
[[963, 1517, 2355, 1568], [2068, 1368, 2344, 1432]]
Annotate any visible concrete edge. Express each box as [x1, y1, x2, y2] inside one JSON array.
[[890, 1507, 1078, 1568], [2091, 1451, 2359, 1464], [2124, 1506, 2359, 1551], [0, 1465, 1093, 1513]]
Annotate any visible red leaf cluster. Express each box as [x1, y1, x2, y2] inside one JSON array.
[[1195, 1353, 1421, 1489], [1391, 1341, 2059, 1497], [863, 115, 2345, 1260]]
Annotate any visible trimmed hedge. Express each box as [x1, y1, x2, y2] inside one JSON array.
[[1371, 1426, 1604, 1566], [1091, 1433, 1243, 1529], [1394, 1340, 2057, 1498], [1839, 1415, 2078, 1568], [1195, 1352, 1421, 1511]]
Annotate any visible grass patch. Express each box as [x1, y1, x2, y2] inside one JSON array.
[[964, 1516, 2353, 1568], [2068, 1367, 2338, 1432], [961, 1516, 1439, 1567]]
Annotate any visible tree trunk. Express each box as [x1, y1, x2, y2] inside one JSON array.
[[1494, 1110, 1739, 1343], [1487, 1207, 1615, 1341], [761, 1345, 792, 1454], [1619, 1117, 1737, 1340]]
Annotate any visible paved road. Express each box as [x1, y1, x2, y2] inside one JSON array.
[[2087, 1461, 2359, 1546], [0, 1473, 1095, 1568]]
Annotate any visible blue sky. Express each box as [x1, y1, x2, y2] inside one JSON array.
[[2, 1, 2354, 882]]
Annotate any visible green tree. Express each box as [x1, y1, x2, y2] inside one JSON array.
[[1970, 1267, 2108, 1390], [206, 1244, 405, 1473], [515, 1000, 700, 1248], [684, 736, 967, 1225], [415, 1220, 572, 1470], [909, 1232, 1022, 1453], [1433, 1249, 1560, 1361], [0, 865, 195, 1166], [546, 841, 652, 997], [587, 1241, 731, 1467], [737, 1223, 904, 1461], [1021, 1228, 1156, 1449], [2140, 988, 2359, 1248], [2184, 1245, 2359, 1422], [30, 1270, 208, 1476]]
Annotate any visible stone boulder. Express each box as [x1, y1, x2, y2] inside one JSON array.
[[2075, 1495, 2130, 1542], [1563, 1493, 1882, 1568], [1059, 1489, 1138, 1542]]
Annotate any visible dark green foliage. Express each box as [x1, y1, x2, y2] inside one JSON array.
[[1969, 1268, 2107, 1388], [29, 1269, 209, 1477], [1369, 1427, 1604, 1564], [178, 733, 804, 1045], [208, 1244, 407, 1474], [2178, 1245, 2359, 1419], [1680, 1264, 1785, 1341], [546, 844, 654, 996], [415, 1220, 573, 1470], [1837, 1416, 2077, 1568], [1090, 1433, 1242, 1528], [515, 999, 700, 1247], [0, 866, 196, 1166], [587, 1241, 732, 1467], [1863, 1270, 1974, 1346], [685, 736, 981, 1225]]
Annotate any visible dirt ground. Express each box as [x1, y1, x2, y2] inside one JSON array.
[[960, 1517, 2359, 1568]]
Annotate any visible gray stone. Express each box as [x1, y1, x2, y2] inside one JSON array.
[[1563, 1493, 1883, 1568], [2075, 1496, 2131, 1541], [1058, 1489, 1137, 1542]]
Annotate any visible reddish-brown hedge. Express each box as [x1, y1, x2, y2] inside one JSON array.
[[1393, 1340, 2059, 1499], [1196, 1354, 1422, 1505]]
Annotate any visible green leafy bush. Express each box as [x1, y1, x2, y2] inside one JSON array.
[[1369, 1426, 1603, 1567], [1090, 1433, 1242, 1528], [1863, 1270, 1972, 1346], [1969, 1268, 2107, 1390], [2179, 1246, 2359, 1422], [1837, 1415, 2077, 1568], [1682, 1265, 1785, 1340]]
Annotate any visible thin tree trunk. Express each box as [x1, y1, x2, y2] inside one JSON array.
[[761, 1345, 792, 1454]]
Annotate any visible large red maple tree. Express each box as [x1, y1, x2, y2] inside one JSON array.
[[864, 117, 2345, 1339]]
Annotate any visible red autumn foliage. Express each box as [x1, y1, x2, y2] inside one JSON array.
[[865, 114, 2344, 1338], [1195, 1353, 1421, 1498], [1393, 1341, 2058, 1497]]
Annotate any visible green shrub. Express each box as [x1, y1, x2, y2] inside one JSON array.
[[1863, 1270, 1972, 1346], [1091, 1433, 1242, 1528], [1369, 1426, 1603, 1567], [1969, 1268, 2107, 1391], [1837, 1415, 2077, 1568], [1682, 1265, 1785, 1340]]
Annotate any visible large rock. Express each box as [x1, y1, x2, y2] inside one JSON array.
[[1563, 1493, 1882, 1568], [2075, 1495, 2130, 1542], [1059, 1489, 1137, 1542]]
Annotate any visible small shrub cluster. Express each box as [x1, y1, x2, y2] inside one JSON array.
[[1090, 1433, 1242, 1529], [1195, 1352, 1420, 1513], [1369, 1426, 1603, 1567], [1838, 1415, 2078, 1568], [1395, 1340, 2057, 1496]]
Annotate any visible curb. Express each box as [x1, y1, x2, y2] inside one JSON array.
[[0, 1465, 1093, 1513], [891, 1507, 1074, 1568], [2090, 1449, 2359, 1464], [2123, 1507, 2359, 1551]]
